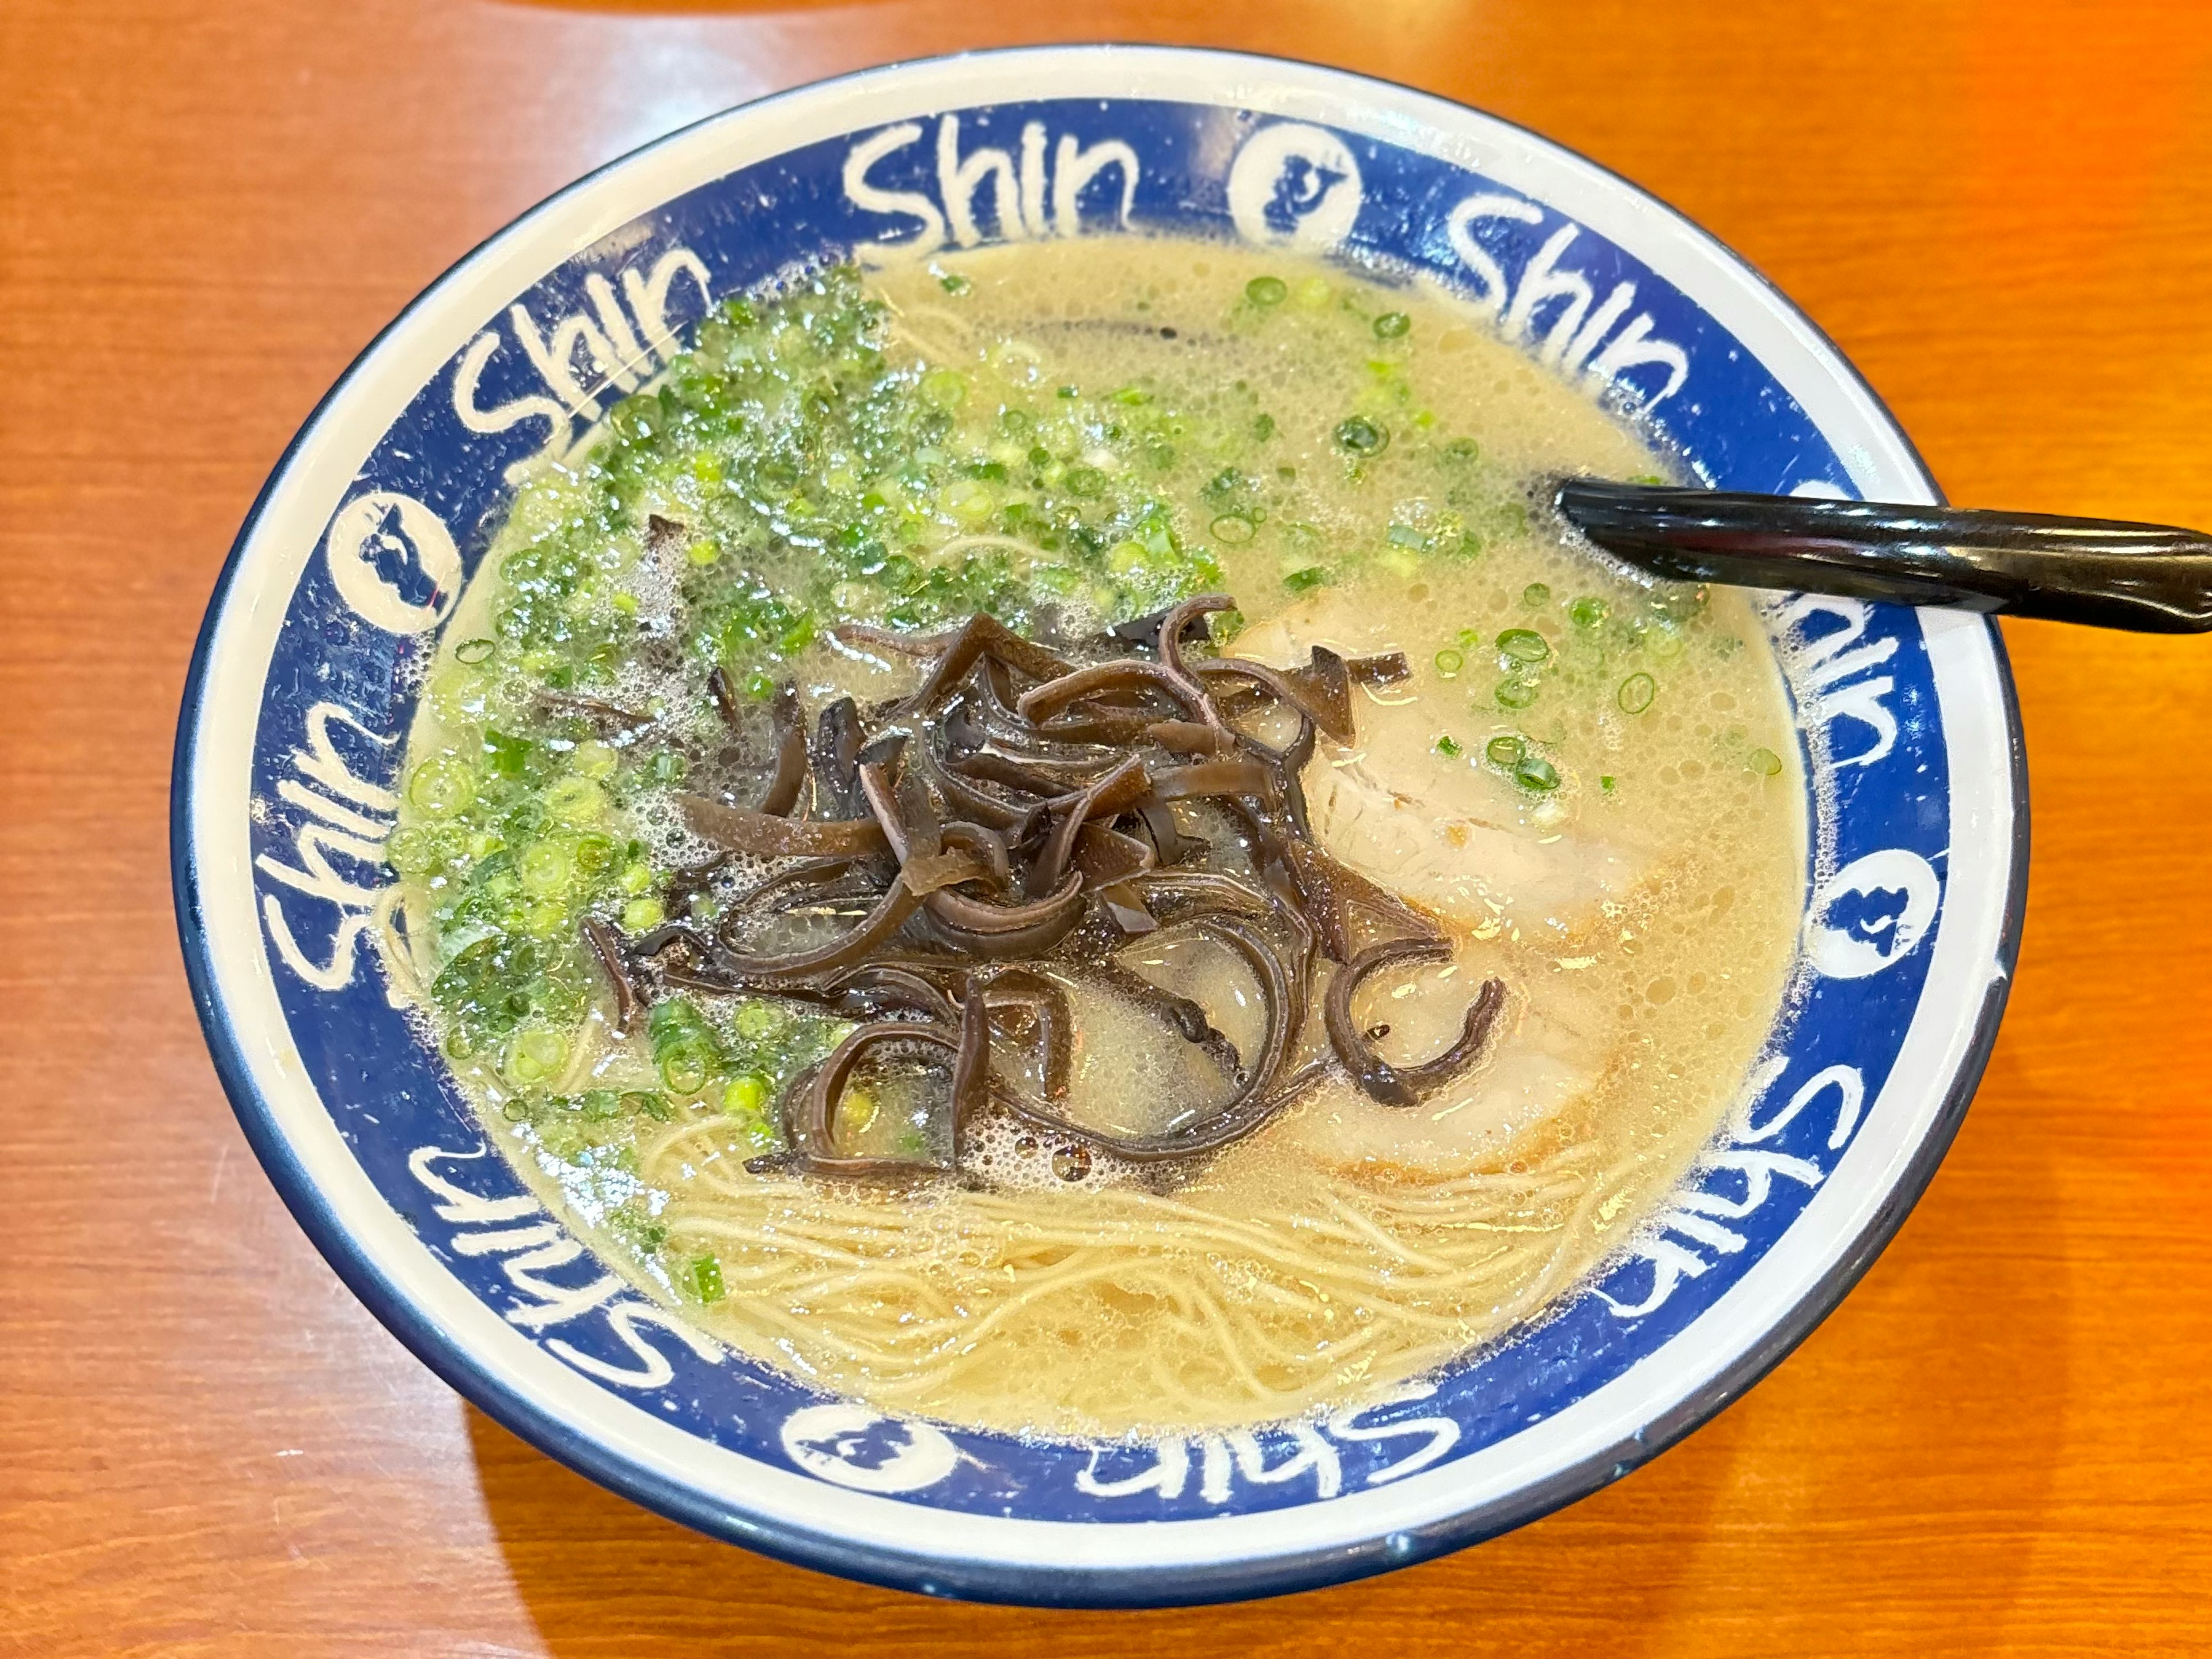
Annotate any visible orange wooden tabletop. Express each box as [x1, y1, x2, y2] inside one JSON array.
[[6, 1, 2212, 1653]]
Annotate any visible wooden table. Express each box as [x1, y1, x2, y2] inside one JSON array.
[[6, 1, 2211, 1652]]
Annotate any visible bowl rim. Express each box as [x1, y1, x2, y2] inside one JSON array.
[[171, 41, 2029, 1607]]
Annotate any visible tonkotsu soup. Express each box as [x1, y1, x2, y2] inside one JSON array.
[[381, 238, 1807, 1439]]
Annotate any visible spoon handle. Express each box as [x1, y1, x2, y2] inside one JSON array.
[[1554, 478, 2212, 633]]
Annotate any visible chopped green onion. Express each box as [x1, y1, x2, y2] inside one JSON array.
[[1283, 566, 1329, 594], [1618, 672, 1657, 714], [546, 775, 604, 825], [1496, 627, 1550, 664], [722, 1073, 772, 1117], [1334, 415, 1388, 454], [942, 477, 996, 524], [1522, 582, 1551, 607], [518, 839, 573, 896], [407, 753, 476, 819], [454, 638, 497, 665], [1600, 775, 1617, 791], [688, 1255, 726, 1304], [1514, 754, 1561, 792], [939, 271, 972, 295], [520, 900, 565, 937], [624, 1090, 675, 1122], [621, 896, 665, 932], [1245, 275, 1289, 307], [504, 1027, 569, 1087], [1486, 735, 1525, 767], [1497, 678, 1539, 710], [618, 859, 653, 895], [733, 1001, 784, 1041], [1434, 734, 1464, 759], [1210, 513, 1256, 543], [1433, 648, 1464, 678], [1373, 311, 1411, 339], [1569, 596, 1608, 627], [919, 368, 968, 411], [658, 1041, 712, 1097], [1748, 746, 1784, 776]]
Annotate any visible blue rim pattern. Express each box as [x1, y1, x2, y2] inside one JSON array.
[[171, 47, 2027, 1606]]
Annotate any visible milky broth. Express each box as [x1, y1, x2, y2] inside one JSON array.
[[388, 237, 1806, 1437]]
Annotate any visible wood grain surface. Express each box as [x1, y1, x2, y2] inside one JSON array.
[[5, 1, 2211, 1652]]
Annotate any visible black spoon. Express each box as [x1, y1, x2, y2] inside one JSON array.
[[1552, 478, 2212, 633]]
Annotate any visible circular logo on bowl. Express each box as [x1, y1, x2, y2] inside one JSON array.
[[1805, 849, 1942, 978], [323, 490, 460, 634], [1228, 122, 1363, 251], [778, 1404, 960, 1494]]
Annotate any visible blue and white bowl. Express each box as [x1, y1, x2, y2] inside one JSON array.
[[172, 46, 2027, 1607]]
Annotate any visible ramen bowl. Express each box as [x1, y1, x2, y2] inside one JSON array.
[[172, 46, 2026, 1607]]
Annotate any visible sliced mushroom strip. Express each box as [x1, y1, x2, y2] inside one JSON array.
[[679, 794, 891, 858], [1281, 837, 1445, 960], [649, 880, 925, 984], [989, 914, 1301, 1164], [1070, 822, 1155, 888], [776, 987, 998, 1178], [820, 963, 960, 1023], [1145, 759, 1277, 802], [1143, 719, 1233, 756], [938, 821, 1012, 888], [1324, 937, 1510, 1108], [1028, 704, 1159, 747], [1028, 754, 1151, 892], [1085, 956, 1243, 1080], [536, 691, 657, 736], [831, 620, 956, 658], [944, 676, 1129, 759], [978, 968, 1073, 1100], [895, 612, 1076, 716], [926, 870, 1086, 937], [1194, 655, 1355, 742], [923, 892, 1089, 959], [757, 683, 809, 816], [926, 762, 1044, 838], [1346, 650, 1412, 688], [783, 1021, 963, 1172], [707, 665, 745, 734], [581, 918, 643, 1036], [661, 850, 733, 917], [1016, 660, 1210, 728], [719, 854, 885, 919], [810, 696, 867, 816], [1145, 593, 1238, 737], [947, 746, 1128, 794]]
